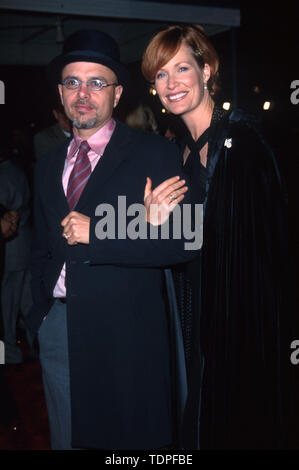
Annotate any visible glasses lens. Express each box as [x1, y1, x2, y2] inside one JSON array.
[[88, 79, 104, 91], [63, 78, 79, 89], [62, 78, 107, 90]]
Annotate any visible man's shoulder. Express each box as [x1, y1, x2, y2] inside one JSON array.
[[115, 119, 179, 154], [35, 139, 69, 173]]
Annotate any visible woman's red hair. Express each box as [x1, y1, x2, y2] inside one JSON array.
[[142, 24, 220, 96]]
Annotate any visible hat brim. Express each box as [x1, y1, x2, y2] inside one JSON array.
[[47, 50, 130, 88]]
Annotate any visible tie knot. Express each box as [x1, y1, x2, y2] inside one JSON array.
[[80, 140, 90, 153]]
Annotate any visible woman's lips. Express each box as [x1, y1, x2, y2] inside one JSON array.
[[166, 91, 188, 102]]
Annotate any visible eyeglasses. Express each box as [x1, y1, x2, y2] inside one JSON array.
[[61, 78, 118, 91]]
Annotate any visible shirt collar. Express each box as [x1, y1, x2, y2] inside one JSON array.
[[67, 118, 116, 160]]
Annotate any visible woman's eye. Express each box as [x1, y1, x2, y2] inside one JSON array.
[[179, 66, 188, 72], [156, 72, 166, 80]]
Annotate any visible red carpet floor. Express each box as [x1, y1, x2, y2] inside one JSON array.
[[1, 330, 298, 451], [0, 333, 51, 450]]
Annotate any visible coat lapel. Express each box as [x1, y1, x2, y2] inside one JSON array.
[[50, 140, 70, 216], [75, 120, 132, 212]]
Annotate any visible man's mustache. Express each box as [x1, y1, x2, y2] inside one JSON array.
[[73, 100, 96, 109]]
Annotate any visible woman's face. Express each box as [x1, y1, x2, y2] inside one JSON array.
[[154, 42, 210, 117]]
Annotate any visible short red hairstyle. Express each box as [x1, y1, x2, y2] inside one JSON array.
[[142, 24, 220, 96]]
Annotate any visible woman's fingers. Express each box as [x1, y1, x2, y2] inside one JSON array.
[[144, 177, 153, 201], [150, 176, 180, 199], [144, 176, 188, 226], [152, 179, 187, 204], [144, 175, 187, 204], [168, 192, 185, 210]]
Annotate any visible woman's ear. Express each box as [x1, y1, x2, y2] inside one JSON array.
[[203, 63, 211, 83]]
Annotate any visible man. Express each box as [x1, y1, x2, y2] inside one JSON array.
[[0, 202, 19, 340], [0, 147, 32, 364], [26, 30, 195, 450], [0, 204, 19, 423], [34, 101, 71, 160]]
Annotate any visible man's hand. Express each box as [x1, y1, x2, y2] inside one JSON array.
[[61, 211, 90, 245], [144, 176, 188, 226], [3, 210, 19, 226], [0, 210, 19, 239], [1, 217, 15, 239]]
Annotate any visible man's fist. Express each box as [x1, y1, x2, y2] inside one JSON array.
[[61, 211, 90, 245]]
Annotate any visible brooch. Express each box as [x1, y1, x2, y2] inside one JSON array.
[[224, 138, 232, 148]]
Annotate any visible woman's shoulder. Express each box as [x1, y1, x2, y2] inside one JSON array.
[[228, 108, 257, 125], [225, 108, 273, 158], [227, 108, 260, 138], [223, 108, 285, 190]]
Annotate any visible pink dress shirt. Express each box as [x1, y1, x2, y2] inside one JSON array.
[[53, 118, 116, 298]]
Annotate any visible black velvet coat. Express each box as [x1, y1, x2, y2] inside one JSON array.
[[177, 108, 288, 449]]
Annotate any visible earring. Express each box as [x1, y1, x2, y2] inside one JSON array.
[[204, 83, 208, 90]]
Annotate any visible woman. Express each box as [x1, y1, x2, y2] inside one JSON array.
[[142, 24, 287, 449]]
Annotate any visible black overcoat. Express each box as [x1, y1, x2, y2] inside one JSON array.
[[26, 120, 196, 450]]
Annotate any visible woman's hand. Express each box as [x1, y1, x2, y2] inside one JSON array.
[[144, 176, 188, 226]]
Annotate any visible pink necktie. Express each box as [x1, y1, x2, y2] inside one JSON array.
[[67, 140, 91, 210]]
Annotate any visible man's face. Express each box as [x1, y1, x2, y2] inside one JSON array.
[[58, 61, 123, 134]]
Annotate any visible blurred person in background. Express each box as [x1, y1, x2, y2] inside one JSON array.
[[0, 141, 32, 364], [34, 100, 71, 161], [125, 103, 159, 134]]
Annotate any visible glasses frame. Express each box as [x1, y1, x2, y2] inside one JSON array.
[[61, 78, 118, 91]]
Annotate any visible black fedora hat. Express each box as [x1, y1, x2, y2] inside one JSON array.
[[48, 29, 130, 86]]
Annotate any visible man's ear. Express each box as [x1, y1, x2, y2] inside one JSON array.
[[114, 85, 123, 108], [58, 84, 64, 106]]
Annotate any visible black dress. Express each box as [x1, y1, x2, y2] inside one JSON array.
[[173, 106, 288, 449]]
